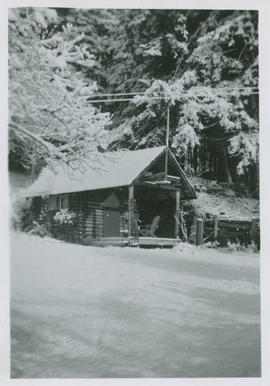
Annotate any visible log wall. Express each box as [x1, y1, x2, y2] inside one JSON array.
[[31, 197, 43, 219], [28, 188, 129, 243]]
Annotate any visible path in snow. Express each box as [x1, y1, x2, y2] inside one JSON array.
[[10, 233, 260, 378]]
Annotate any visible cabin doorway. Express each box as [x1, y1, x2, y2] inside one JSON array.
[[104, 209, 120, 237], [103, 192, 121, 237]]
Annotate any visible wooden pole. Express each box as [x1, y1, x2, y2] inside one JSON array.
[[175, 190, 180, 239], [250, 218, 258, 244], [128, 185, 134, 238], [213, 215, 219, 241], [165, 105, 170, 178], [196, 218, 204, 245]]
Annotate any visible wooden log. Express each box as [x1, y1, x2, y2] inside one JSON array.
[[218, 218, 253, 224], [84, 225, 94, 230], [218, 219, 250, 226], [85, 216, 103, 221], [196, 218, 204, 245]]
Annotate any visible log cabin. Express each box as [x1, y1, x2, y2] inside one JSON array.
[[22, 146, 196, 247]]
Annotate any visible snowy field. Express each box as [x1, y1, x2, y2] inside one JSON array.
[[10, 233, 260, 378]]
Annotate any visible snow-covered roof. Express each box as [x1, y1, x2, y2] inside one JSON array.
[[22, 146, 167, 197], [22, 146, 196, 198]]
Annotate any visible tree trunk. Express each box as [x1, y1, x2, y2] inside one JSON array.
[[220, 141, 233, 184]]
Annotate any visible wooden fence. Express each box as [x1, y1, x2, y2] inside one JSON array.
[[195, 216, 260, 248]]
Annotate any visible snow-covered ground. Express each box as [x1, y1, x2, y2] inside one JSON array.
[[10, 233, 260, 378]]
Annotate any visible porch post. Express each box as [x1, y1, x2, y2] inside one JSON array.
[[128, 185, 134, 238], [175, 190, 180, 239]]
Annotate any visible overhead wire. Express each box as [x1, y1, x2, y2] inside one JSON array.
[[87, 88, 259, 104], [88, 86, 259, 103]]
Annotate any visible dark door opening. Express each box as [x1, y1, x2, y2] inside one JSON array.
[[104, 209, 120, 237]]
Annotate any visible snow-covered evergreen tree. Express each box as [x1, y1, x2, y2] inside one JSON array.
[[106, 10, 258, 191]]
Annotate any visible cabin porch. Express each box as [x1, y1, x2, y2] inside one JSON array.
[[81, 172, 186, 245], [129, 183, 182, 240], [80, 182, 184, 246]]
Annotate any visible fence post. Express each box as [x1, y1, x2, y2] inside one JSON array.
[[250, 218, 258, 244], [175, 190, 180, 239], [196, 218, 204, 245], [128, 185, 134, 240], [213, 215, 219, 241]]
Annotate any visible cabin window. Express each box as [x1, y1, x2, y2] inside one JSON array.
[[47, 194, 69, 211], [61, 194, 69, 209], [47, 196, 59, 211]]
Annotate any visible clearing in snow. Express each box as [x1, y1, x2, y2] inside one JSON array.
[[10, 233, 260, 378]]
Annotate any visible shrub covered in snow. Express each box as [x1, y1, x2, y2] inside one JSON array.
[[226, 239, 258, 253], [53, 209, 76, 226], [52, 209, 78, 241], [10, 198, 33, 231], [28, 220, 53, 238]]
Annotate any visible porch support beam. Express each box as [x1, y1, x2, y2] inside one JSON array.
[[134, 181, 181, 192], [175, 190, 180, 239], [128, 185, 134, 238]]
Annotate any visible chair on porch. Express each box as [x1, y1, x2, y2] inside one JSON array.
[[139, 215, 161, 237]]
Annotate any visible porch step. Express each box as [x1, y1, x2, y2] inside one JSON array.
[[84, 236, 180, 248]]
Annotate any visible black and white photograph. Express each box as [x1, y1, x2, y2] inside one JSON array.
[[4, 3, 264, 381]]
